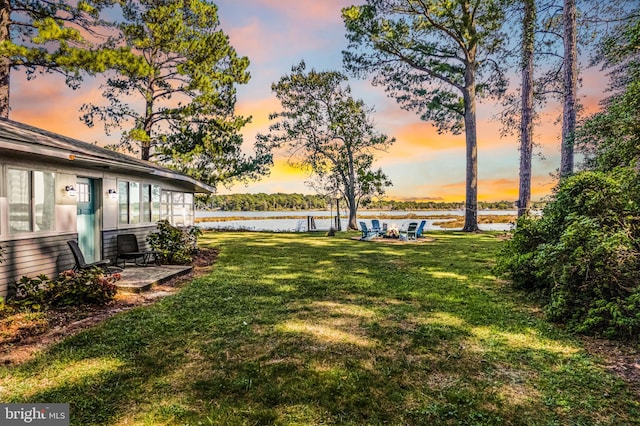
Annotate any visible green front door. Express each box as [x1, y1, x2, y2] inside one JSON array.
[[76, 178, 98, 263]]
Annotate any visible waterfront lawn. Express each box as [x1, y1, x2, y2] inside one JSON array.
[[1, 231, 638, 425]]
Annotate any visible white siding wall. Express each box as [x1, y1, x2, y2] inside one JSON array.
[[0, 151, 200, 298], [103, 177, 119, 231]]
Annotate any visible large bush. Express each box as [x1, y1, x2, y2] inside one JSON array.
[[148, 220, 201, 264], [496, 168, 640, 338], [8, 268, 119, 311]]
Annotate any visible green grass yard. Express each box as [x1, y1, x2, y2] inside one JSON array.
[[1, 231, 638, 425]]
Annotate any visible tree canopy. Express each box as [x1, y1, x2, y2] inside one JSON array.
[[342, 0, 509, 231], [257, 61, 394, 230], [577, 11, 640, 171], [0, 0, 148, 117], [79, 0, 267, 190]]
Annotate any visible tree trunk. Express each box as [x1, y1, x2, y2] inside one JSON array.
[[0, 0, 10, 118], [347, 150, 359, 230], [560, 0, 577, 178], [142, 112, 153, 161], [347, 196, 358, 230], [141, 78, 155, 161], [462, 70, 479, 232], [518, 0, 536, 218]]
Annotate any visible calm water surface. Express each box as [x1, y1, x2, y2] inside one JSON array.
[[196, 210, 516, 232]]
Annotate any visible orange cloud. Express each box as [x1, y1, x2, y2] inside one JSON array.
[[391, 171, 557, 202], [395, 122, 464, 151], [237, 96, 280, 127], [218, 158, 311, 195], [10, 74, 119, 144]]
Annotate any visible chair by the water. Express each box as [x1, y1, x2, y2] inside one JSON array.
[[359, 222, 378, 240], [401, 222, 419, 241], [371, 219, 382, 236]]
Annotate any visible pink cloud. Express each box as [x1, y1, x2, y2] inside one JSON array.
[[253, 0, 355, 23], [220, 1, 352, 66], [10, 74, 119, 144], [225, 18, 277, 64]]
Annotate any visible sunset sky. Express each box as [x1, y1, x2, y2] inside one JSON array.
[[8, 0, 611, 202]]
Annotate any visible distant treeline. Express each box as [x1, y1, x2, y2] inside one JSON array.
[[198, 193, 547, 211], [366, 199, 514, 211], [198, 193, 329, 211]]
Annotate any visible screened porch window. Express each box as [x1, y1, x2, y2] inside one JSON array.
[[161, 190, 195, 226]]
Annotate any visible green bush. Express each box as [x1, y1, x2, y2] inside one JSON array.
[[8, 268, 119, 311], [496, 168, 640, 339], [147, 220, 201, 264]]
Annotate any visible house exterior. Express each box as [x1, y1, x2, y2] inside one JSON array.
[[0, 118, 213, 297]]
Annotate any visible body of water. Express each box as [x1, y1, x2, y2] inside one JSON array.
[[195, 210, 517, 232]]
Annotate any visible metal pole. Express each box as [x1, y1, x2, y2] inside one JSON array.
[[329, 198, 333, 231]]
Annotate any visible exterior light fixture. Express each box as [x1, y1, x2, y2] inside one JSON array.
[[108, 188, 118, 200], [65, 185, 77, 197]]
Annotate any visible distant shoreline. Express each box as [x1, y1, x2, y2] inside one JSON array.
[[194, 212, 517, 229]]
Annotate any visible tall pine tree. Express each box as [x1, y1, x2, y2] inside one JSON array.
[[81, 0, 269, 187], [0, 0, 147, 118], [342, 0, 509, 231]]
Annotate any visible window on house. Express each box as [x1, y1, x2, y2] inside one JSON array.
[[129, 182, 140, 224], [119, 181, 161, 225], [172, 192, 185, 226], [142, 184, 151, 223], [34, 171, 55, 232], [77, 182, 90, 203], [160, 190, 195, 227], [151, 184, 161, 222], [7, 168, 55, 233], [184, 193, 194, 226], [160, 190, 170, 221], [118, 181, 129, 224]]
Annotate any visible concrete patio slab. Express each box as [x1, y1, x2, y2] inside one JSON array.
[[115, 264, 193, 293]]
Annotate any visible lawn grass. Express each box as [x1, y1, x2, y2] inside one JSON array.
[[1, 231, 638, 425]]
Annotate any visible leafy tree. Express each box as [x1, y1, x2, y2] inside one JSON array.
[[258, 61, 394, 230], [0, 0, 147, 118], [577, 10, 640, 171], [342, 0, 509, 232], [81, 0, 264, 190], [496, 169, 640, 338], [154, 118, 272, 189], [497, 13, 640, 339]]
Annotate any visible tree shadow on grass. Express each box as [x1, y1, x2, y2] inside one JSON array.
[[3, 232, 638, 424]]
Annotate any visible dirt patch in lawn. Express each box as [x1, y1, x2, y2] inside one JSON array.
[[580, 336, 640, 400], [351, 236, 435, 243], [0, 248, 218, 366]]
